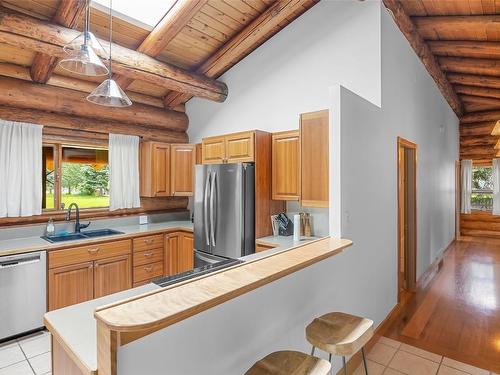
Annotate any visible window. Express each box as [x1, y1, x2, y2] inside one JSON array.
[[42, 143, 110, 210], [471, 166, 493, 211]]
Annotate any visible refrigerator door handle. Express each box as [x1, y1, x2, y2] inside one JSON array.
[[210, 171, 217, 246], [203, 172, 211, 246]]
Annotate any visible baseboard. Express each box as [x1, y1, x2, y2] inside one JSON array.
[[335, 303, 402, 375], [416, 239, 453, 290]]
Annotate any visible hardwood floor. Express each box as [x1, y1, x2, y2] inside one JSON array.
[[385, 237, 500, 373]]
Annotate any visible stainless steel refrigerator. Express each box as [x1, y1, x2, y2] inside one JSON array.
[[194, 163, 255, 260]]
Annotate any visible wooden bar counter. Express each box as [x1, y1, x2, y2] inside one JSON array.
[[45, 236, 352, 375]]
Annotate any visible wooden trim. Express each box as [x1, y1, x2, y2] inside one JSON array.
[[397, 137, 418, 302], [382, 0, 463, 116], [97, 320, 118, 375]]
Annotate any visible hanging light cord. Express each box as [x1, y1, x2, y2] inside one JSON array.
[[108, 0, 113, 78], [84, 0, 89, 45]]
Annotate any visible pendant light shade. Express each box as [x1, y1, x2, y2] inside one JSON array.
[[87, 79, 132, 107], [63, 31, 107, 56], [59, 44, 109, 76]]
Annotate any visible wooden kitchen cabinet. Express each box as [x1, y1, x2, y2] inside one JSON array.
[[165, 232, 194, 275], [94, 254, 132, 299], [48, 262, 94, 311], [202, 131, 255, 164], [170, 144, 196, 196], [300, 110, 329, 208], [48, 239, 132, 310], [140, 142, 171, 197], [272, 130, 300, 200]]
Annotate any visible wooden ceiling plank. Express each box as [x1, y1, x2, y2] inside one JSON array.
[[429, 40, 500, 59], [439, 56, 500, 77], [413, 15, 500, 41], [454, 84, 500, 100], [187, 18, 230, 43], [194, 11, 238, 35], [461, 111, 500, 123], [113, 0, 209, 90], [382, 0, 464, 116], [30, 0, 86, 84], [165, 0, 319, 107], [0, 8, 228, 102], [448, 73, 500, 89]]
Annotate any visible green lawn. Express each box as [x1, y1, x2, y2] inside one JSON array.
[[45, 193, 109, 209]]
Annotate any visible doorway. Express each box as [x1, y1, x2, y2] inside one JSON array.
[[397, 137, 417, 302]]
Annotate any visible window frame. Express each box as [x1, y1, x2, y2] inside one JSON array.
[[471, 164, 493, 212], [42, 140, 110, 213]]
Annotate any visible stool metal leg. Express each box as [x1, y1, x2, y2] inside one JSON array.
[[342, 356, 347, 375], [361, 347, 368, 375], [311, 346, 315, 356], [328, 353, 333, 375]]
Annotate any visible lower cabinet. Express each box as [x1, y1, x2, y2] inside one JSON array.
[[48, 240, 132, 311], [165, 232, 194, 275]]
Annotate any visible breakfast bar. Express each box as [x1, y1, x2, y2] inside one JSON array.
[[44, 237, 352, 375]]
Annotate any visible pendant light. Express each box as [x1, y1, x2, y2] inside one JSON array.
[[59, 0, 108, 76], [87, 0, 132, 107]]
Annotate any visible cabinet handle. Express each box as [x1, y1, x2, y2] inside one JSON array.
[[144, 239, 153, 244], [144, 266, 153, 272], [144, 252, 153, 257], [88, 247, 100, 254], [89, 264, 93, 269]]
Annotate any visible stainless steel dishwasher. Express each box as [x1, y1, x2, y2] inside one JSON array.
[[0, 251, 47, 341]]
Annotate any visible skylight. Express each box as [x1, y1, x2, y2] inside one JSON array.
[[92, 0, 176, 30]]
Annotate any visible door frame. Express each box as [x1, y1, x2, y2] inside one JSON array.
[[397, 137, 417, 303]]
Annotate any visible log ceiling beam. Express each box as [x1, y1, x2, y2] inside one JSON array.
[[0, 8, 228, 102], [163, 0, 319, 108], [429, 41, 500, 60], [439, 57, 500, 77], [413, 16, 500, 41], [0, 76, 188, 131], [454, 85, 500, 101], [114, 0, 208, 89], [461, 111, 500, 124], [447, 73, 500, 90], [30, 0, 86, 84], [382, 0, 463, 116]]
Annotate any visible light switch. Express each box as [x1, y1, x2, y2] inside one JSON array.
[[139, 215, 148, 225]]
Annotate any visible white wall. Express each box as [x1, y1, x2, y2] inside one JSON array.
[[117, 2, 458, 374], [186, 0, 382, 143]]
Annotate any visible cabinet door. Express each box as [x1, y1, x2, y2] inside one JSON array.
[[300, 110, 329, 207], [48, 262, 94, 311], [178, 233, 194, 273], [225, 131, 255, 163], [165, 233, 180, 276], [94, 254, 132, 299], [171, 144, 196, 196], [152, 143, 171, 196], [272, 130, 300, 200], [202, 136, 226, 164]]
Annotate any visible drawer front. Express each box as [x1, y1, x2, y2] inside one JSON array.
[[133, 247, 163, 267], [133, 261, 164, 283], [49, 240, 131, 269], [133, 234, 164, 252]]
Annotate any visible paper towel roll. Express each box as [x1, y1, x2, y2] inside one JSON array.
[[293, 214, 300, 241]]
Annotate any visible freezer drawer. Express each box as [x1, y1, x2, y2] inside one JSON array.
[[0, 251, 47, 340]]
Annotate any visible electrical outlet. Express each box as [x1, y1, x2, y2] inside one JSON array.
[[139, 215, 148, 225]]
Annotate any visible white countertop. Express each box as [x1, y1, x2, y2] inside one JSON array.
[[0, 220, 193, 257], [44, 234, 321, 373]]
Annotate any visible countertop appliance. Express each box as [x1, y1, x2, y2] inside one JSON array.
[[194, 163, 255, 259], [0, 251, 46, 341]]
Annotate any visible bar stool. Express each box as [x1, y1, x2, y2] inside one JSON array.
[[245, 350, 332, 375], [306, 312, 374, 375]]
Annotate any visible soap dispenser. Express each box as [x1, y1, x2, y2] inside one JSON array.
[[45, 217, 55, 237]]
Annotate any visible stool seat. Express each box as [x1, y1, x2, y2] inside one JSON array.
[[306, 312, 374, 356], [245, 350, 331, 375]]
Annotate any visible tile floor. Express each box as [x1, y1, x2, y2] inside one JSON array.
[[0, 332, 497, 375], [0, 331, 51, 375], [351, 336, 497, 375]]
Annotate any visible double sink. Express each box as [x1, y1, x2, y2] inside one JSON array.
[[41, 228, 124, 243]]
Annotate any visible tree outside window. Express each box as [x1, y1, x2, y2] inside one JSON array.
[[471, 166, 493, 211]]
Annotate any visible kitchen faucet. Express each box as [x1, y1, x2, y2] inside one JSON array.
[[66, 203, 90, 233]]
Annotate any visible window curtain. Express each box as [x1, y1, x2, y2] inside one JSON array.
[[461, 159, 472, 214], [0, 120, 43, 218], [109, 133, 140, 211], [493, 159, 500, 215]]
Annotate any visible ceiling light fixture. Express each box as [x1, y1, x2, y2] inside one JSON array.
[[87, 0, 132, 107], [59, 0, 108, 76]]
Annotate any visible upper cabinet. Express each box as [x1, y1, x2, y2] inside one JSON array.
[[140, 142, 195, 197], [300, 110, 329, 208], [170, 144, 196, 196], [202, 131, 255, 164], [272, 130, 300, 201]]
